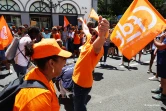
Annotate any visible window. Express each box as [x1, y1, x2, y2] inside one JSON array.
[[0, 0, 20, 11], [60, 4, 77, 14], [29, 1, 50, 13], [30, 15, 51, 29], [0, 15, 21, 28]]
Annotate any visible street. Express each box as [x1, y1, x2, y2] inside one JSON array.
[[0, 53, 165, 111]]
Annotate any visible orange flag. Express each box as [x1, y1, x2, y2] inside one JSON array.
[[89, 8, 99, 21], [64, 16, 70, 27], [0, 16, 13, 50], [110, 0, 166, 59]]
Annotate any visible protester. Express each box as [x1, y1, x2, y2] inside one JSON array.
[[147, 40, 157, 73], [14, 25, 25, 37], [51, 27, 61, 40], [13, 27, 41, 77], [108, 39, 115, 58], [149, 32, 165, 81], [148, 48, 158, 81], [133, 51, 142, 64], [100, 29, 111, 66], [11, 26, 17, 35], [56, 39, 66, 50], [148, 40, 158, 81], [87, 21, 94, 34], [0, 50, 12, 74], [13, 38, 72, 111], [56, 63, 75, 98], [67, 28, 74, 53], [62, 27, 68, 49], [151, 31, 166, 100], [119, 55, 131, 68], [23, 24, 28, 29], [42, 28, 51, 39], [72, 16, 109, 111], [73, 29, 81, 58]]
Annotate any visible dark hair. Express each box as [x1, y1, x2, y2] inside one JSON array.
[[28, 27, 40, 40], [18, 27, 23, 32], [44, 28, 49, 31], [25, 42, 59, 69], [87, 21, 94, 28]]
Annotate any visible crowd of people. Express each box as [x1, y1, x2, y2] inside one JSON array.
[[0, 15, 166, 111]]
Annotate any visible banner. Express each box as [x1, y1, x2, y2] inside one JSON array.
[[0, 16, 13, 50], [110, 0, 166, 59], [64, 16, 70, 27]]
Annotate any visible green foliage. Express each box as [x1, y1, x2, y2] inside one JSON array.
[[98, 0, 166, 19]]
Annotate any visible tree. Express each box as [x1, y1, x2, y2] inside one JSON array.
[[98, 0, 166, 18], [149, 0, 166, 17]]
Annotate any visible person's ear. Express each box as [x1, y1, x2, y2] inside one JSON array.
[[48, 59, 54, 68]]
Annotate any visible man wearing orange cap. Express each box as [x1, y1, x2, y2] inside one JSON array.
[[13, 38, 72, 111], [72, 16, 109, 111]]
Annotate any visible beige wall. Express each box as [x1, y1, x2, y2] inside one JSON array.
[[12, 0, 98, 25]]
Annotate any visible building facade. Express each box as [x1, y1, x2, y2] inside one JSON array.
[[0, 0, 98, 29]]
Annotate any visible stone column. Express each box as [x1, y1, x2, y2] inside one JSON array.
[[21, 13, 30, 26]]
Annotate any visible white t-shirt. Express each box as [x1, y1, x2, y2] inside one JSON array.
[[14, 34, 32, 67], [68, 32, 75, 38]]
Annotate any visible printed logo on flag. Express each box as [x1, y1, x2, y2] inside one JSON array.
[[1, 26, 8, 40], [111, 0, 166, 59], [116, 6, 157, 48]]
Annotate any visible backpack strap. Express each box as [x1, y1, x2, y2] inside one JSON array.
[[20, 80, 48, 90], [17, 44, 29, 62], [16, 37, 31, 67]]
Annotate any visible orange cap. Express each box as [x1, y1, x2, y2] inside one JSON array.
[[32, 39, 72, 59]]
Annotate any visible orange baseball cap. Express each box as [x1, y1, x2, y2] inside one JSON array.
[[32, 39, 72, 59]]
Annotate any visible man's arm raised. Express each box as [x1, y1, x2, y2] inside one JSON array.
[[93, 16, 109, 54]]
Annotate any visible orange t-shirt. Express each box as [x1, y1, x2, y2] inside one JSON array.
[[72, 34, 104, 88], [13, 68, 60, 111], [73, 34, 80, 44], [53, 33, 61, 40]]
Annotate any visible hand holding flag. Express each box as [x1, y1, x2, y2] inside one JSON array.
[[89, 8, 109, 38], [98, 16, 109, 39]]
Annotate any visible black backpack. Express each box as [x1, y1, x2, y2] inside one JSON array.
[[0, 76, 48, 111]]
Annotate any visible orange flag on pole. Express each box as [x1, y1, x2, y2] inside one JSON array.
[[110, 0, 166, 59], [64, 16, 70, 27], [0, 16, 13, 50], [89, 8, 99, 21]]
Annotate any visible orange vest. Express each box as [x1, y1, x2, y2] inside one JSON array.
[[13, 68, 60, 111], [72, 34, 104, 88]]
